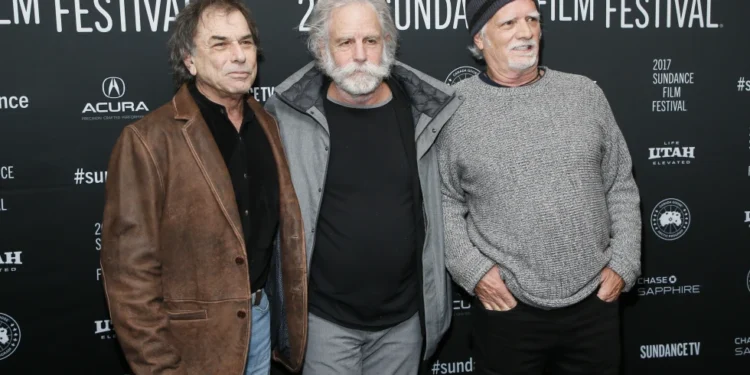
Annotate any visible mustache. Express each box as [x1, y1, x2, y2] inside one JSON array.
[[508, 40, 538, 50], [333, 61, 386, 76]]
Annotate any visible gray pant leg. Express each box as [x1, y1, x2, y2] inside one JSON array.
[[361, 313, 422, 375], [303, 313, 363, 375]]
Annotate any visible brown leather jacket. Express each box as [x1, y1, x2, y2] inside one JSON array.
[[100, 85, 307, 375]]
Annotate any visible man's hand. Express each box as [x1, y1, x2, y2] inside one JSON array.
[[474, 265, 517, 311], [597, 267, 624, 302]]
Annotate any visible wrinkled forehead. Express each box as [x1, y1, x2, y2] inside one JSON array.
[[328, 3, 382, 39], [492, 2, 541, 24]]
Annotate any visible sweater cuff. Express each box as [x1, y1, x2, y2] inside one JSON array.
[[608, 257, 640, 292], [454, 251, 496, 296]]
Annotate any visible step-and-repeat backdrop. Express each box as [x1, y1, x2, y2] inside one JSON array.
[[1, 1, 748, 374]]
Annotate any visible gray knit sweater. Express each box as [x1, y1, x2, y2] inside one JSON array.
[[437, 68, 642, 309]]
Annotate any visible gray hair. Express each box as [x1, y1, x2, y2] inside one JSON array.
[[305, 0, 399, 67], [468, 25, 488, 61], [167, 0, 260, 86]]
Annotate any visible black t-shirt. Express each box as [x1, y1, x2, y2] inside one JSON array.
[[188, 82, 279, 291], [309, 85, 419, 330]]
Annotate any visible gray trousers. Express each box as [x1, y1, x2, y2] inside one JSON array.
[[303, 312, 422, 375]]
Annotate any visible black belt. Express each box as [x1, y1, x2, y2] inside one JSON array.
[[252, 289, 263, 306]]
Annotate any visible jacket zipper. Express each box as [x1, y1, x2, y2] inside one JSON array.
[[310, 153, 329, 260], [304, 110, 330, 263], [274, 96, 331, 261]]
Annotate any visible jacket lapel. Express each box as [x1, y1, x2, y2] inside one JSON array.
[[172, 84, 245, 251]]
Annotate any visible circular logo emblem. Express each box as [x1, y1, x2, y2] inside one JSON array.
[[651, 198, 691, 241], [0, 313, 21, 360], [445, 66, 480, 86], [102, 77, 126, 99]]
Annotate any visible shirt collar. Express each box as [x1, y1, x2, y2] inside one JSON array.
[[188, 81, 255, 125]]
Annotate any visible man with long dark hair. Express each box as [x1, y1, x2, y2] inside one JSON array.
[[100, 1, 306, 374]]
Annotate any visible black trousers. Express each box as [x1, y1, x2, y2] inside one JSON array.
[[471, 292, 620, 375]]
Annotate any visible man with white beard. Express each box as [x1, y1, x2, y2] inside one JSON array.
[[438, 0, 642, 374], [264, 0, 463, 373]]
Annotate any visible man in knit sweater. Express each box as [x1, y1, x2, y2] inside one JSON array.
[[437, 0, 642, 374]]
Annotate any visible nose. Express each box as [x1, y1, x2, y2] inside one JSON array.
[[353, 40, 367, 63], [230, 41, 246, 63]]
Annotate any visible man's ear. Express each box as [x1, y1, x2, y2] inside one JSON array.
[[183, 52, 197, 76], [473, 32, 485, 51]]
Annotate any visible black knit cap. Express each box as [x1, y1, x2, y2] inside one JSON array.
[[467, 0, 540, 39]]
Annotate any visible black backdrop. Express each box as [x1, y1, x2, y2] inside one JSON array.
[[1, 0, 749, 374]]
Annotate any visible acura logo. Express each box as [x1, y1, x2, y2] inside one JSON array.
[[102, 77, 126, 99]]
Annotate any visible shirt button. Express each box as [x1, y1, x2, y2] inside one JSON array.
[[244, 173, 248, 179], [237, 310, 247, 319], [244, 210, 249, 216], [239, 136, 243, 141], [432, 128, 437, 133], [235, 257, 245, 265], [325, 146, 329, 151], [318, 188, 322, 192], [311, 229, 315, 233]]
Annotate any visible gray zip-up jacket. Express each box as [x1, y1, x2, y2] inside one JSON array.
[[265, 61, 464, 360]]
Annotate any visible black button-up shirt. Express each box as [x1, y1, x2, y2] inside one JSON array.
[[188, 82, 279, 291]]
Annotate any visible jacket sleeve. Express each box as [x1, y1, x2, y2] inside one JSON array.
[[264, 96, 282, 122], [436, 122, 496, 296], [100, 126, 186, 375], [594, 84, 643, 292]]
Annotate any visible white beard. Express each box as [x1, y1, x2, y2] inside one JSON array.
[[508, 54, 538, 71], [506, 39, 539, 72], [321, 46, 394, 97], [335, 67, 384, 96]]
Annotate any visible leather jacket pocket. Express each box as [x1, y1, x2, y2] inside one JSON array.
[[166, 309, 208, 321]]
